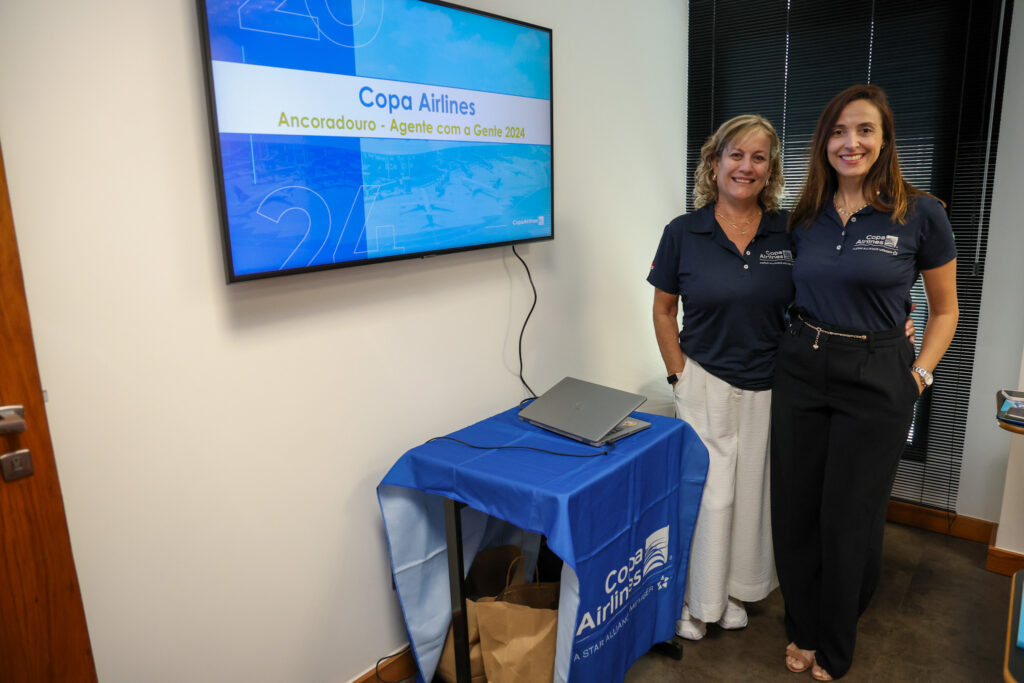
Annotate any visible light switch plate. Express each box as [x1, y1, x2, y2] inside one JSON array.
[[1, 449, 34, 482]]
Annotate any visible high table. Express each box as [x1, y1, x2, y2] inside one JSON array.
[[377, 406, 708, 682], [1000, 421, 1024, 436]]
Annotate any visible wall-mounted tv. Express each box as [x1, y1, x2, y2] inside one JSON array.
[[197, 0, 553, 282]]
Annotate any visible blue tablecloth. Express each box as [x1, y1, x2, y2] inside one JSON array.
[[378, 406, 708, 682]]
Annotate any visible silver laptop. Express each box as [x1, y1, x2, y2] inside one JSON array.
[[518, 377, 651, 447]]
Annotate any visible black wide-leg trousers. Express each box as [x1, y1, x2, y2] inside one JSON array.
[[770, 317, 919, 678]]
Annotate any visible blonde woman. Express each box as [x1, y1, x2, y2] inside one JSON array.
[[648, 115, 789, 639]]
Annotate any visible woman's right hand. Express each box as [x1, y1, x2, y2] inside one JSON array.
[[905, 303, 917, 345]]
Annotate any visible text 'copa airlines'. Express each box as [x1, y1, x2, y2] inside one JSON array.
[[359, 87, 476, 116]]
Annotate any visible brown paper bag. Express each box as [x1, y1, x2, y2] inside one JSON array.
[[476, 596, 558, 683], [436, 598, 489, 683], [475, 564, 559, 683], [497, 580, 559, 610], [437, 545, 525, 683], [464, 545, 525, 598]]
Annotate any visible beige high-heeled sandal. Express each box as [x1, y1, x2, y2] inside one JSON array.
[[785, 642, 814, 673], [810, 658, 833, 681]]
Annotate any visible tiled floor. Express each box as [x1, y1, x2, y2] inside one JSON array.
[[625, 522, 1011, 681]]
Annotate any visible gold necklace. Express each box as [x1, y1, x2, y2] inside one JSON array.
[[715, 207, 761, 236], [834, 193, 868, 217]]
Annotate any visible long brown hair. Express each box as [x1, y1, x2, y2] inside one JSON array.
[[789, 84, 934, 230], [693, 114, 785, 212]]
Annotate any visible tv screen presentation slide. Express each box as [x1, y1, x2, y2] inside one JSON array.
[[198, 0, 553, 281]]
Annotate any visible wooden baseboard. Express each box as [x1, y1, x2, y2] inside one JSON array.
[[987, 545, 1024, 577], [885, 499, 996, 544], [353, 647, 417, 683]]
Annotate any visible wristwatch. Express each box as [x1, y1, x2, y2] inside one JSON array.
[[911, 366, 934, 388], [667, 371, 683, 385]]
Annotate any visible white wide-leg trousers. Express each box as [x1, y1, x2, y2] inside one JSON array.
[[674, 358, 778, 622]]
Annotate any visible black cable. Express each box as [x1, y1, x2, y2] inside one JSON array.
[[426, 435, 615, 457], [374, 645, 411, 683], [511, 245, 537, 397]]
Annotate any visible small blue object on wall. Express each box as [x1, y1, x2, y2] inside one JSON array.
[[1018, 599, 1024, 649]]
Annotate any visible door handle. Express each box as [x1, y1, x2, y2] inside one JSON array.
[[0, 405, 25, 435]]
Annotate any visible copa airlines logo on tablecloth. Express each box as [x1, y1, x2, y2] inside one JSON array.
[[852, 234, 900, 255], [642, 526, 669, 575], [575, 526, 672, 637]]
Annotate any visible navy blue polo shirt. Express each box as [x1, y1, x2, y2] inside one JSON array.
[[792, 196, 956, 331], [647, 204, 794, 390]]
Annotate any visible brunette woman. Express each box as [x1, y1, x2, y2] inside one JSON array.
[[771, 85, 958, 680]]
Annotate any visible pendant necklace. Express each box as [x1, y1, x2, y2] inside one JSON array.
[[715, 207, 760, 235], [834, 193, 868, 218]]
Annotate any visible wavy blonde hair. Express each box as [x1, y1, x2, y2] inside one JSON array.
[[692, 114, 785, 212]]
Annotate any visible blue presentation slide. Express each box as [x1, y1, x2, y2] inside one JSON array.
[[203, 0, 553, 278]]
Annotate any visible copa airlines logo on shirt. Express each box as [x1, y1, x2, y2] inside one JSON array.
[[575, 526, 671, 637], [852, 234, 900, 255], [760, 249, 794, 266]]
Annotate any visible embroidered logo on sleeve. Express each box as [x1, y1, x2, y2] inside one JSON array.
[[759, 249, 794, 266], [852, 234, 900, 255]]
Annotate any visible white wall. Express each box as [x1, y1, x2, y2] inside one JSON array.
[[957, 0, 1024, 523], [0, 1, 686, 681]]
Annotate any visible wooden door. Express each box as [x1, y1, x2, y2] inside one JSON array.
[[0, 142, 97, 681]]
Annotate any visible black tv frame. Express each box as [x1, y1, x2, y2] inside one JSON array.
[[195, 0, 554, 283]]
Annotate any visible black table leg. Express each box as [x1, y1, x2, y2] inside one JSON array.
[[444, 498, 471, 683], [649, 638, 684, 660]]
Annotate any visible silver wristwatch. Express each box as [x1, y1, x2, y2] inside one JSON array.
[[911, 365, 933, 388]]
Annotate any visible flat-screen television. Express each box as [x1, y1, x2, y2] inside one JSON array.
[[197, 0, 553, 282]]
